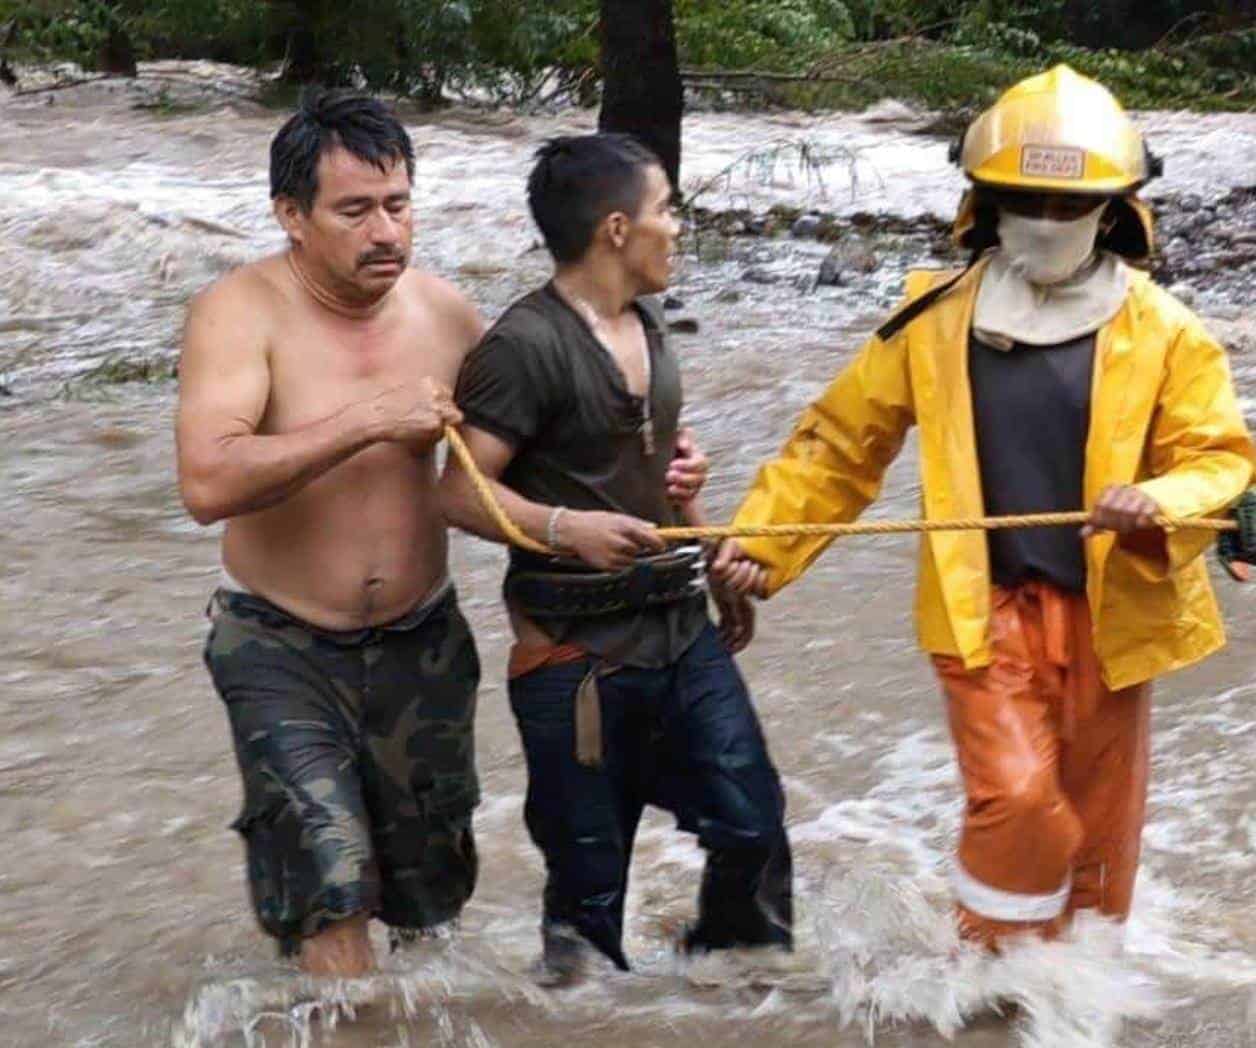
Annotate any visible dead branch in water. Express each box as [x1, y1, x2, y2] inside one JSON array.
[[13, 68, 257, 100], [681, 68, 860, 86], [13, 73, 112, 96]]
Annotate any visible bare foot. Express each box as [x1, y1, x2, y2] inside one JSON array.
[[299, 914, 376, 978]]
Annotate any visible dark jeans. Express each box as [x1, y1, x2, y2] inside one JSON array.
[[508, 621, 792, 970]]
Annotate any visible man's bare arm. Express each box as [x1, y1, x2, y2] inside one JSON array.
[[440, 425, 571, 546], [175, 279, 453, 525], [440, 425, 663, 571]]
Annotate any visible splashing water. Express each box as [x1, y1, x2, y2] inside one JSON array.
[[171, 933, 555, 1047], [816, 869, 1161, 1046]]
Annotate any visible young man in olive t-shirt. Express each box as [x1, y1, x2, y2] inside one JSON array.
[[440, 134, 792, 980]]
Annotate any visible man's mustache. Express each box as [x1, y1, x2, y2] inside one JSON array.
[[358, 250, 406, 267]]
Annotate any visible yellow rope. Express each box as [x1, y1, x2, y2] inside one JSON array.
[[445, 425, 1237, 558], [445, 426, 554, 554]]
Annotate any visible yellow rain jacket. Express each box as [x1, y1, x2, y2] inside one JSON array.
[[733, 258, 1255, 689]]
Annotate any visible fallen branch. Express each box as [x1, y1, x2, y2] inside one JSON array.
[[14, 68, 259, 100], [807, 23, 957, 68], [14, 73, 112, 97], [680, 68, 860, 85], [681, 137, 861, 210], [533, 66, 597, 109], [1149, 11, 1212, 51]]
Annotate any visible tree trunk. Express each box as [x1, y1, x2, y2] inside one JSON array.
[[274, 0, 330, 84], [598, 0, 683, 193], [0, 19, 17, 87], [95, 1, 136, 77]]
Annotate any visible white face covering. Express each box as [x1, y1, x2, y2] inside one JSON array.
[[996, 207, 1106, 286], [973, 249, 1129, 350]]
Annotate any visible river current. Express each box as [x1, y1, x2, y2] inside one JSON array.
[[2, 64, 1256, 1047]]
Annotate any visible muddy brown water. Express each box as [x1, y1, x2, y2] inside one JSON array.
[[2, 66, 1256, 1047]]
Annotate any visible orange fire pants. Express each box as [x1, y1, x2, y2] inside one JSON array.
[[933, 581, 1151, 949]]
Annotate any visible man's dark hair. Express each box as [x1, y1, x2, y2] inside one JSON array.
[[270, 88, 415, 212], [526, 134, 662, 264]]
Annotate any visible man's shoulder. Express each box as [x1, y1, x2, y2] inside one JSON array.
[[403, 268, 476, 316], [458, 289, 567, 392], [482, 287, 562, 344], [1111, 267, 1226, 360], [400, 268, 484, 348], [189, 255, 285, 321]]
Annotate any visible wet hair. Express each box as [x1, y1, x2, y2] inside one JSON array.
[[269, 88, 415, 212], [526, 134, 662, 263], [960, 188, 1004, 256]]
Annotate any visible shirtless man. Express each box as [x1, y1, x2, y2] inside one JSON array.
[[177, 90, 482, 977]]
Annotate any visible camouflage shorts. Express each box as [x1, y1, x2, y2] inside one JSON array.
[[203, 585, 480, 952]]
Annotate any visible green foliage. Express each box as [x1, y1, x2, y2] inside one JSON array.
[[0, 0, 596, 99], [245, 0, 596, 103], [675, 0, 1255, 112], [944, 12, 1256, 109], [840, 0, 952, 38], [1, 1, 1252, 111], [129, 0, 269, 63], [0, 1, 110, 67], [465, 0, 597, 99], [840, 0, 1244, 48], [1193, 26, 1256, 73], [676, 0, 854, 70], [307, 0, 479, 98], [0, 0, 266, 66]]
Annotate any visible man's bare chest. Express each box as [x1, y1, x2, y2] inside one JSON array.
[[265, 316, 462, 433], [597, 319, 649, 398]]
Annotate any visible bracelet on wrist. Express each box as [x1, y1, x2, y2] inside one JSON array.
[[546, 506, 568, 552]]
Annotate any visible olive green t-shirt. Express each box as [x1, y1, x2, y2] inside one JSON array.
[[455, 282, 707, 667]]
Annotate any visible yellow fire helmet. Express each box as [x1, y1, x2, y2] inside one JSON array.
[[956, 64, 1155, 194], [949, 64, 1162, 263], [880, 66, 1164, 341]]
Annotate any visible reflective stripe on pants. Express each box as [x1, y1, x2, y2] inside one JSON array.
[[934, 581, 1151, 949]]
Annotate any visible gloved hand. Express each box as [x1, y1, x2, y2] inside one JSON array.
[[1218, 488, 1256, 582]]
